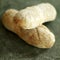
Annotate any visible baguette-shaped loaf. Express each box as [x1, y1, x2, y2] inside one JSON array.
[[2, 9, 55, 48], [16, 25, 55, 48], [2, 9, 18, 32], [14, 3, 57, 29]]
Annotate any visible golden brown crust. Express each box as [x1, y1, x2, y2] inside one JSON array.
[[2, 9, 55, 48], [15, 25, 55, 48], [2, 9, 18, 32]]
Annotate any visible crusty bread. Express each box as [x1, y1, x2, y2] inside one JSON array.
[[2, 9, 55, 48], [14, 3, 57, 29], [2, 9, 18, 32], [16, 25, 55, 48]]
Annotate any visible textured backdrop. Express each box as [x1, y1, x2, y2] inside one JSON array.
[[0, 0, 60, 60]]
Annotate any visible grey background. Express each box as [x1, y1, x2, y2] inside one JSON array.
[[0, 0, 60, 60]]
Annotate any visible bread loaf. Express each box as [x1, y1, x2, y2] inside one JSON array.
[[2, 9, 55, 48], [14, 3, 57, 29], [2, 9, 18, 32], [16, 25, 55, 48]]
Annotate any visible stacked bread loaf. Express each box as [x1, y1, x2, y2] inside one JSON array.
[[2, 3, 57, 48]]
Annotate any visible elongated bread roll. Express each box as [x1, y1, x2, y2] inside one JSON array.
[[14, 3, 57, 29], [2, 9, 18, 32], [2, 9, 55, 48], [16, 25, 55, 48]]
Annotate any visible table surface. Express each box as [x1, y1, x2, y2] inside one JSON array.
[[0, 0, 60, 60]]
